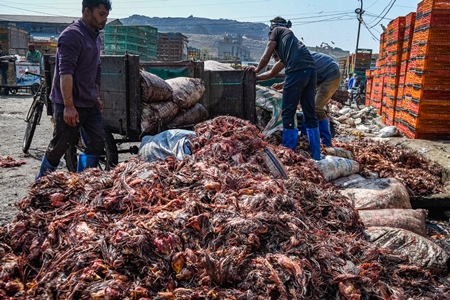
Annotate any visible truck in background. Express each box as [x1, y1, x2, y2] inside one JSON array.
[[0, 25, 29, 56]]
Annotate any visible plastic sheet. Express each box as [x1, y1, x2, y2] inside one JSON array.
[[139, 129, 195, 162]]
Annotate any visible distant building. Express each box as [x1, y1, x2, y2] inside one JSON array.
[[157, 32, 188, 61], [188, 46, 201, 60], [0, 14, 122, 42], [218, 34, 250, 61]]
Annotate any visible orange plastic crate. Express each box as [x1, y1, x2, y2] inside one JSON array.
[[396, 119, 410, 135], [414, 27, 450, 43], [412, 42, 450, 56], [410, 85, 450, 100], [418, 11, 450, 27], [410, 98, 450, 115], [403, 95, 413, 110], [413, 70, 450, 87], [404, 111, 419, 128], [421, 0, 450, 13], [400, 62, 408, 74], [383, 95, 397, 107], [388, 17, 406, 31], [385, 75, 398, 85], [414, 55, 450, 71]]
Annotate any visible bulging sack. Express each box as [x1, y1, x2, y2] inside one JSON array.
[[166, 77, 205, 109], [140, 70, 173, 103], [340, 178, 411, 210], [323, 147, 354, 160], [365, 226, 449, 276], [141, 101, 179, 135], [315, 155, 360, 181], [358, 209, 428, 236], [168, 103, 209, 129]]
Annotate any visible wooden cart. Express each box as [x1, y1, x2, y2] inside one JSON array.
[[46, 54, 256, 171]]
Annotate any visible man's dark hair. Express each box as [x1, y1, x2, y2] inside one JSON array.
[[82, 0, 112, 12], [269, 16, 292, 29]]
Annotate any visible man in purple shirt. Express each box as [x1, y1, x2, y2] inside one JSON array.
[[36, 0, 112, 179]]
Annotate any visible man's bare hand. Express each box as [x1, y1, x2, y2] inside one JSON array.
[[245, 65, 257, 73], [98, 98, 104, 112], [271, 82, 284, 90], [63, 106, 79, 127]]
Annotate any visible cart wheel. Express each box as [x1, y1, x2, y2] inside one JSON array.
[[22, 99, 44, 153], [65, 128, 118, 172], [10, 88, 18, 95]]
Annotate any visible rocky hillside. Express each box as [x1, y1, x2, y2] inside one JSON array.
[[185, 34, 268, 58], [121, 15, 269, 37], [120, 15, 350, 60]]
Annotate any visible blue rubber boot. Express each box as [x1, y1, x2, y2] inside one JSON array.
[[282, 128, 299, 151], [306, 127, 322, 160], [300, 120, 307, 137], [318, 119, 333, 147], [77, 154, 100, 173], [36, 155, 58, 180]]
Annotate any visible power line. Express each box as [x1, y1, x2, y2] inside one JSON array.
[[368, 0, 397, 29], [362, 19, 380, 42]]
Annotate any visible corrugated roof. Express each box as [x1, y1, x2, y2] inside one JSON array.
[[0, 15, 79, 24], [0, 14, 121, 25]]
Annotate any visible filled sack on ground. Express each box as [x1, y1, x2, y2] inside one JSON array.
[[365, 226, 449, 276], [339, 178, 411, 210], [315, 155, 360, 182], [166, 77, 205, 109], [167, 103, 209, 129], [140, 70, 173, 103], [358, 209, 428, 236], [140, 101, 179, 135]]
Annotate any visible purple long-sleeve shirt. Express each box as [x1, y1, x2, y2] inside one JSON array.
[[50, 19, 101, 107]]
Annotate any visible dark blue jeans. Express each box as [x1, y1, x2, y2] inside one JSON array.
[[282, 68, 318, 129], [45, 103, 105, 166]]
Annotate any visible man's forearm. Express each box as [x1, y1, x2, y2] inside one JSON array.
[[60, 74, 75, 108]]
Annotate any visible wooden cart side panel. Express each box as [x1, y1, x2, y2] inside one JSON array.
[[100, 56, 128, 135], [127, 55, 141, 134], [201, 70, 256, 123]]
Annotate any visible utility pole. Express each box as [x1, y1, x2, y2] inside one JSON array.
[[355, 0, 364, 54]]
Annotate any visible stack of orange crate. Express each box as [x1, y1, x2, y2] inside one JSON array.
[[395, 12, 416, 127], [401, 0, 450, 139], [370, 32, 387, 113], [382, 17, 406, 126]]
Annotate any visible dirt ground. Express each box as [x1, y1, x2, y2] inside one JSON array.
[[0, 92, 54, 225]]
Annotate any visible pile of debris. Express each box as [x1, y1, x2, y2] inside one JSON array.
[[1, 116, 449, 299], [0, 156, 26, 168]]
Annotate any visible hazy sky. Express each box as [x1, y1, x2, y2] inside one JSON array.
[[2, 0, 421, 53]]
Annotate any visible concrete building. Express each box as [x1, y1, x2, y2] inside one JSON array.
[[218, 34, 250, 61], [0, 14, 122, 41]]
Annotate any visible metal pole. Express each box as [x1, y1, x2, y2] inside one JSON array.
[[352, 0, 364, 77], [355, 0, 364, 54]]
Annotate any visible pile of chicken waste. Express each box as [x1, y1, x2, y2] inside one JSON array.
[[1, 116, 449, 299]]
